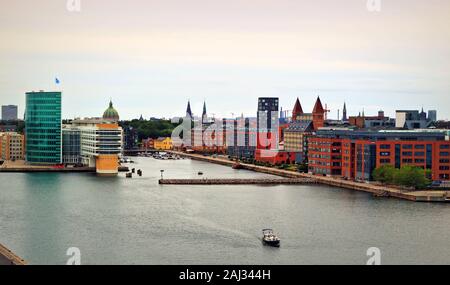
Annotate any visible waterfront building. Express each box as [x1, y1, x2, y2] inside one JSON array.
[[62, 126, 81, 165], [284, 121, 313, 163], [122, 126, 139, 150], [0, 132, 24, 161], [308, 129, 450, 181], [227, 117, 257, 160], [71, 118, 123, 175], [154, 137, 173, 150], [1, 105, 18, 121], [141, 138, 155, 150], [256, 97, 279, 151], [25, 91, 62, 164]]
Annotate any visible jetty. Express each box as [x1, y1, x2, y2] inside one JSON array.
[[0, 243, 26, 265], [168, 151, 450, 203], [159, 178, 317, 185]]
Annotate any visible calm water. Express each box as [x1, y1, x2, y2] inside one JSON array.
[[1, 157, 450, 265]]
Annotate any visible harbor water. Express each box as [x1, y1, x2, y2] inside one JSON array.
[[1, 157, 450, 265]]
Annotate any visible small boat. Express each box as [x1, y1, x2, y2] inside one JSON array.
[[198, 171, 204, 176], [262, 229, 280, 247]]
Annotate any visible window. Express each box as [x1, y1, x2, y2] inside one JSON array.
[[380, 144, 390, 149], [440, 159, 450, 163], [439, 166, 450, 171], [415, 152, 425, 157], [441, 152, 450, 157], [380, 152, 390, 157], [415, 145, 425, 149], [403, 145, 413, 149], [440, 145, 450, 149], [402, 152, 413, 156]]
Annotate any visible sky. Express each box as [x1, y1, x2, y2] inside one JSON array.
[[0, 0, 449, 120]]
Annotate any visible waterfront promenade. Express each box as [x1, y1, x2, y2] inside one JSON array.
[[0, 243, 26, 265], [169, 151, 450, 203], [0, 160, 129, 173]]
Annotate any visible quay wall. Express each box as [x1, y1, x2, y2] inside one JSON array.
[[168, 151, 448, 203], [0, 244, 26, 265]]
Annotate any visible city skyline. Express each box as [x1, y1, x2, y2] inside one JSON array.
[[1, 0, 449, 120]]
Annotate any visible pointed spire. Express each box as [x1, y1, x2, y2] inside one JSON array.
[[342, 102, 347, 121], [186, 100, 193, 118], [313, 96, 324, 114], [292, 98, 304, 120], [202, 101, 207, 123], [202, 101, 207, 117]]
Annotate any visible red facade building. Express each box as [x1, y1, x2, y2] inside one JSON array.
[[309, 130, 450, 181]]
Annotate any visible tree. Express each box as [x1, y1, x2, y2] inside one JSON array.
[[394, 165, 430, 189], [372, 165, 431, 189], [372, 165, 397, 184]]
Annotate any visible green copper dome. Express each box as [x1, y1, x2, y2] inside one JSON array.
[[103, 100, 120, 121]]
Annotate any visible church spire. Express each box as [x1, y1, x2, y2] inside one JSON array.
[[202, 101, 207, 123], [186, 100, 193, 119], [342, 102, 347, 121]]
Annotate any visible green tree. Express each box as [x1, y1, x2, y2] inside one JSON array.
[[394, 165, 430, 189], [372, 165, 397, 184]]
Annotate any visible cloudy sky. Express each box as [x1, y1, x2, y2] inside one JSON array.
[[0, 0, 449, 120]]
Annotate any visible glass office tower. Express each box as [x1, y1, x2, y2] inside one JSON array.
[[25, 91, 62, 164]]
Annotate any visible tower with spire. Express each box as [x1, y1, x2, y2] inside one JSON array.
[[342, 102, 347, 121], [292, 98, 304, 121], [312, 96, 325, 130], [186, 100, 193, 119], [202, 101, 208, 124]]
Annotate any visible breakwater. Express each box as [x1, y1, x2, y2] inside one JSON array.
[[159, 178, 317, 185]]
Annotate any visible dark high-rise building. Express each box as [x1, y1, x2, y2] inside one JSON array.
[[1, 105, 18, 121], [257, 97, 279, 150], [25, 91, 62, 164]]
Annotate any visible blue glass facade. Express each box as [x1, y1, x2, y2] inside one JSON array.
[[25, 91, 62, 164]]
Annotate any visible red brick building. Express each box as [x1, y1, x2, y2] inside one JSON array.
[[309, 130, 450, 181]]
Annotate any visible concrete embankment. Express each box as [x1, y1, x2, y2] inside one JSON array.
[[0, 166, 129, 173], [168, 151, 449, 203], [159, 178, 317, 185], [0, 244, 26, 265]]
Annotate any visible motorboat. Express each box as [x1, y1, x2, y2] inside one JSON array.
[[262, 229, 280, 247]]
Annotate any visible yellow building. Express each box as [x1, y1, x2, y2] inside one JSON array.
[[154, 137, 173, 150], [0, 132, 25, 161]]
